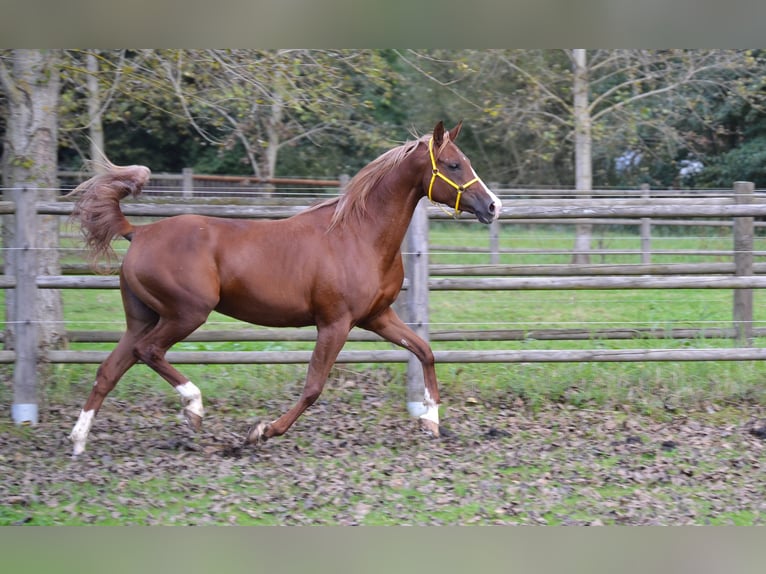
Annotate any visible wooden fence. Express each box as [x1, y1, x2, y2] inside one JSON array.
[[57, 169, 345, 200], [2, 180, 765, 423]]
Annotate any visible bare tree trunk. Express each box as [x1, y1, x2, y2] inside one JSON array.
[[262, 95, 283, 196], [86, 51, 105, 167], [572, 48, 593, 264], [1, 49, 65, 356]]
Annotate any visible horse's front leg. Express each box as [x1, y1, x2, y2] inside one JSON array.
[[359, 307, 441, 437], [246, 320, 351, 445]]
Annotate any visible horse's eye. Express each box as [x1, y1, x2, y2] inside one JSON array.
[[448, 162, 460, 171]]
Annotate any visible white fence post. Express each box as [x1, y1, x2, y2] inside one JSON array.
[[11, 184, 39, 425], [404, 199, 430, 416]]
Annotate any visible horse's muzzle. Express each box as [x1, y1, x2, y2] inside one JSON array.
[[474, 195, 502, 224]]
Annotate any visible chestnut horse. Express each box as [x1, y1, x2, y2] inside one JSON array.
[[68, 121, 501, 456]]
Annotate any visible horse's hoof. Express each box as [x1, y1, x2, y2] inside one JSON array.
[[245, 420, 270, 446], [184, 409, 203, 432], [419, 418, 441, 438]]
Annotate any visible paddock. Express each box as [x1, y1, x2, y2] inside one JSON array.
[[1, 179, 766, 424]]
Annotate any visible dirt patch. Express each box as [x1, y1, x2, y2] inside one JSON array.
[[2, 374, 766, 525]]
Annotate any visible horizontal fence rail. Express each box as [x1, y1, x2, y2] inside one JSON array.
[[4, 274, 766, 291], [4, 198, 766, 219], [60, 326, 766, 344], [6, 347, 766, 366]]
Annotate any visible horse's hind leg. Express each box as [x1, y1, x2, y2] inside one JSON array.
[[70, 337, 141, 456], [70, 287, 158, 456], [131, 313, 211, 432], [71, 280, 212, 455]]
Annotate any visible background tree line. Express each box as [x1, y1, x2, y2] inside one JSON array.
[[4, 49, 766, 190]]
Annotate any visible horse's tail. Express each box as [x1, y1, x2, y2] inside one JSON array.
[[67, 159, 151, 268]]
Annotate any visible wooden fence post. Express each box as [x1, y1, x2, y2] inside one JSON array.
[[489, 182, 500, 264], [733, 181, 754, 347], [339, 174, 350, 194], [404, 198, 430, 417], [182, 167, 194, 198], [640, 183, 651, 264], [11, 184, 39, 424], [489, 219, 500, 265]]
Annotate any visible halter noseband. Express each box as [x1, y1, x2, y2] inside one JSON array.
[[427, 137, 480, 216]]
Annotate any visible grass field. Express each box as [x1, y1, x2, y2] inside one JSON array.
[[428, 222, 766, 413], [2, 221, 766, 525]]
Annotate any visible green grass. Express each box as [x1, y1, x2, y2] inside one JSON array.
[[424, 222, 766, 413]]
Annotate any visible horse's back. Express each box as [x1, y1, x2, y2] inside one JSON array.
[[122, 212, 334, 326]]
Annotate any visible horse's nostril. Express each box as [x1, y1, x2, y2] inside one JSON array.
[[489, 203, 496, 213]]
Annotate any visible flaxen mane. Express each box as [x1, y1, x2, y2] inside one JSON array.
[[327, 135, 431, 229]]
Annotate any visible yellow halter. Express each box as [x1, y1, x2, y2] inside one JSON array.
[[427, 137, 480, 216]]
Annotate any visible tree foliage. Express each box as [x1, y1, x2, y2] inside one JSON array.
[[394, 50, 766, 189], [4, 49, 766, 188], [57, 49, 203, 172], [141, 49, 405, 178]]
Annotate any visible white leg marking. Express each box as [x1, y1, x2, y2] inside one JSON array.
[[176, 381, 204, 418], [419, 388, 440, 425], [70, 409, 95, 456], [407, 387, 440, 422], [419, 403, 440, 424]]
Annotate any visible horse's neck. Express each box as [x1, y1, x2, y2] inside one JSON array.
[[362, 180, 423, 254]]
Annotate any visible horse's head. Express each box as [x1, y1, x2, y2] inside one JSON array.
[[424, 121, 502, 224]]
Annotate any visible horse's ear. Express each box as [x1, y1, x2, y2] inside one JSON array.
[[449, 120, 463, 142], [433, 121, 446, 147]]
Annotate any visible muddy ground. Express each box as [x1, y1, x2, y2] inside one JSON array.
[[2, 373, 766, 525]]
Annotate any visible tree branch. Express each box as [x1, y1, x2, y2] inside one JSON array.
[[394, 49, 483, 111], [0, 57, 22, 106]]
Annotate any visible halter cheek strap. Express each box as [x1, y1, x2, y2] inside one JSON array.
[[428, 137, 480, 216]]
